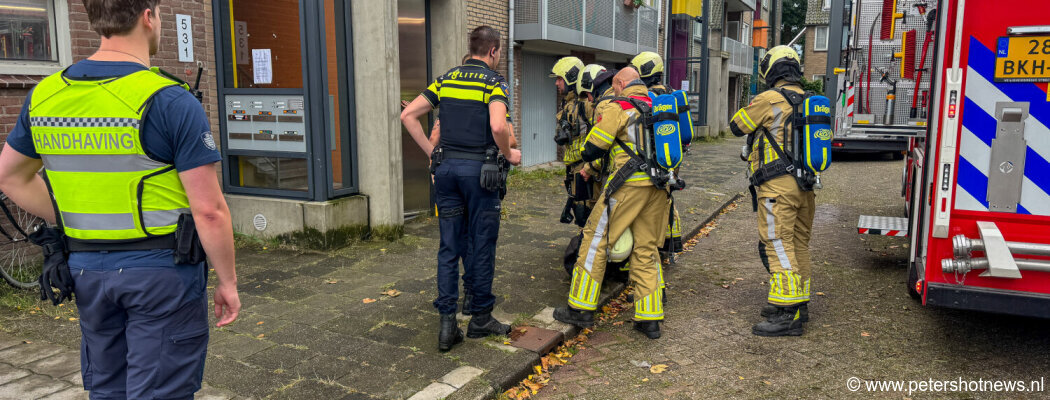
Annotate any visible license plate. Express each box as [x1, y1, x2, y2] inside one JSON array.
[[994, 36, 1050, 82]]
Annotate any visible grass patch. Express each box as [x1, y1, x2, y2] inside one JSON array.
[[507, 167, 562, 190], [0, 283, 79, 319], [278, 225, 371, 250]]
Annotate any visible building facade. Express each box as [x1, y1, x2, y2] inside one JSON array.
[[0, 0, 682, 240], [802, 0, 830, 82]]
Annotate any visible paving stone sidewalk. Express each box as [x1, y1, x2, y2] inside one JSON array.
[[0, 138, 748, 399]]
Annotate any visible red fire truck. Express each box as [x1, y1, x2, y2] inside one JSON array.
[[856, 0, 1050, 317]]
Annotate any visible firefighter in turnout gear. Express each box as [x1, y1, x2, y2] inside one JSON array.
[[554, 68, 671, 340], [562, 64, 631, 280], [630, 52, 678, 300], [729, 45, 815, 337], [552, 57, 591, 227]]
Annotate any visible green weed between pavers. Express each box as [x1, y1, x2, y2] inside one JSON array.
[[0, 283, 79, 319], [235, 223, 407, 252]]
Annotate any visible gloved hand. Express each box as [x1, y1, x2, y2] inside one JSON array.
[[480, 162, 501, 192], [28, 226, 74, 306]]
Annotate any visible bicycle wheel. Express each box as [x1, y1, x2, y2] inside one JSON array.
[[0, 194, 43, 289]]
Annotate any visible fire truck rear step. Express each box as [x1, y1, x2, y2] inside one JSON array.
[[857, 215, 908, 237]]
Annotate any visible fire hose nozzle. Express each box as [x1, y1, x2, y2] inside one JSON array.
[[942, 258, 973, 274], [953, 234, 974, 259]]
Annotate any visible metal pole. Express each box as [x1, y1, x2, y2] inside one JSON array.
[[825, 0, 846, 103], [954, 236, 1050, 258], [508, 0, 515, 102], [697, 1, 709, 128]]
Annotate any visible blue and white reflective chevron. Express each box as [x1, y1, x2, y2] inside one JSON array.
[[955, 37, 1050, 216]]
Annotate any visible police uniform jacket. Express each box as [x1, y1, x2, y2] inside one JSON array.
[[423, 59, 509, 154]]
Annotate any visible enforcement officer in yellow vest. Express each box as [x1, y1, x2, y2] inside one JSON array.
[[554, 68, 670, 339], [402, 26, 521, 352], [630, 52, 683, 265], [551, 57, 591, 227], [0, 1, 239, 397], [729, 46, 814, 337]]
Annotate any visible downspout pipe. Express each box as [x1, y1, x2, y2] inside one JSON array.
[[508, 1, 515, 103], [663, 0, 671, 87]]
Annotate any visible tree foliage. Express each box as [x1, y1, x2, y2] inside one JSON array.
[[781, 0, 807, 47]]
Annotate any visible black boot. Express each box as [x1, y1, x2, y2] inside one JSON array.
[[460, 292, 473, 316], [438, 313, 464, 352], [760, 302, 808, 322], [752, 305, 804, 337], [466, 313, 511, 338], [633, 321, 661, 339], [553, 306, 595, 328]]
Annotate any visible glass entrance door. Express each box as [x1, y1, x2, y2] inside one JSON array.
[[398, 0, 431, 213]]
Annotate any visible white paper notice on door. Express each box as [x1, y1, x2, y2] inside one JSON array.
[[252, 49, 272, 84], [680, 80, 690, 92]]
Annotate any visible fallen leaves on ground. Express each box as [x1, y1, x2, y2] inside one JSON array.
[[861, 331, 871, 337], [325, 280, 339, 284], [381, 289, 401, 297], [504, 289, 633, 399], [256, 321, 265, 325], [362, 298, 377, 304], [649, 364, 668, 374]]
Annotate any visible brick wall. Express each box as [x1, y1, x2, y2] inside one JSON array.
[[0, 0, 218, 146], [802, 26, 828, 80], [466, 0, 522, 145]]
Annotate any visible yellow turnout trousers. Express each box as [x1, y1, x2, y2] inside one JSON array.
[[568, 185, 669, 320], [756, 175, 815, 306]]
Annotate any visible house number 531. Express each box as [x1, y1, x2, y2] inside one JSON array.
[[176, 14, 194, 62]]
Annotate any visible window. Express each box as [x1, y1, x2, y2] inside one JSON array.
[[0, 0, 72, 75], [726, 21, 739, 41], [741, 21, 750, 46], [814, 25, 829, 51], [693, 19, 703, 41], [823, 0, 831, 10]]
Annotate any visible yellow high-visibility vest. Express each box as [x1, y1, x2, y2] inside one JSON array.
[[29, 69, 190, 245]]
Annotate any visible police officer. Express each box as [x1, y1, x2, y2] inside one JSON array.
[[401, 26, 521, 351], [423, 90, 517, 318], [729, 46, 815, 337], [0, 1, 239, 397], [554, 68, 670, 339]]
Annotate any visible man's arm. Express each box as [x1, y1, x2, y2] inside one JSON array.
[[730, 95, 770, 137], [428, 119, 441, 148], [488, 101, 520, 165], [0, 147, 54, 223], [580, 106, 621, 162], [180, 163, 239, 327], [401, 95, 436, 156]]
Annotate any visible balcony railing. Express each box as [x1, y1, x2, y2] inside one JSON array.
[[723, 37, 753, 75], [514, 0, 660, 56]]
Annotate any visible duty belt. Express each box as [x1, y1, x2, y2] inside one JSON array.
[[442, 150, 488, 161]]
